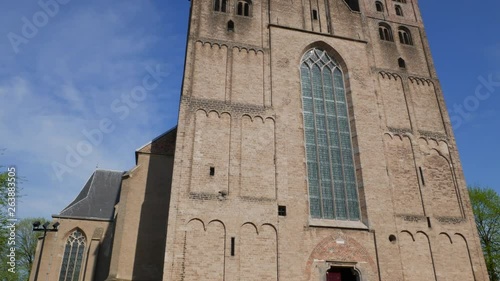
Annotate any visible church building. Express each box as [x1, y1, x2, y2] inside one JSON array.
[[30, 0, 489, 280]]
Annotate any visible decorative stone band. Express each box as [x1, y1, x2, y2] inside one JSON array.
[[437, 217, 466, 224]]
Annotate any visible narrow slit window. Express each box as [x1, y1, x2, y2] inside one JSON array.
[[419, 167, 425, 185], [210, 167, 215, 176], [237, 2, 243, 15], [230, 237, 235, 256], [244, 3, 250, 16]]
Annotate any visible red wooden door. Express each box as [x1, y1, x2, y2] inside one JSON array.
[[327, 272, 341, 281]]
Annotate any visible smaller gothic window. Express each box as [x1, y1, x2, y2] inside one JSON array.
[[379, 23, 394, 42], [398, 27, 413, 45], [214, 0, 228, 13], [398, 58, 406, 68], [395, 5, 404, 16], [375, 1, 384, 12], [237, 0, 252, 17], [227, 20, 235, 32]]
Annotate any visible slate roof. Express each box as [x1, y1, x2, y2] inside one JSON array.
[[57, 170, 123, 221]]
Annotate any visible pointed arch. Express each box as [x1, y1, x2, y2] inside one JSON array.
[[300, 48, 360, 221], [58, 229, 87, 281], [398, 58, 406, 68]]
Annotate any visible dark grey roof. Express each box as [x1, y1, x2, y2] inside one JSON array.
[[58, 170, 123, 220]]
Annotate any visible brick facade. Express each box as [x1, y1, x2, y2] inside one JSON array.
[[30, 1, 490, 280], [163, 0, 489, 280]]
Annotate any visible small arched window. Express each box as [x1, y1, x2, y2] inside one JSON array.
[[227, 20, 235, 32], [398, 58, 406, 68], [312, 9, 319, 20], [375, 1, 384, 12], [393, 0, 407, 3], [214, 0, 228, 13], [59, 230, 86, 281], [398, 27, 413, 45], [395, 5, 404, 16], [237, 0, 252, 17], [379, 23, 394, 42]]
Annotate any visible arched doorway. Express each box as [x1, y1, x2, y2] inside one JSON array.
[[326, 266, 359, 281]]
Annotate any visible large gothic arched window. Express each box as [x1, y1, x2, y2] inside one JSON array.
[[59, 230, 86, 281], [300, 48, 360, 221]]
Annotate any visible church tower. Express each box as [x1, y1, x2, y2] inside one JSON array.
[[163, 0, 489, 280]]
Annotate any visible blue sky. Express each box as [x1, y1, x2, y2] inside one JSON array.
[[420, 1, 500, 194], [0, 0, 498, 219]]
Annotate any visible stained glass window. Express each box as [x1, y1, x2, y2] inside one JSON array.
[[59, 230, 86, 281], [300, 48, 360, 221]]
